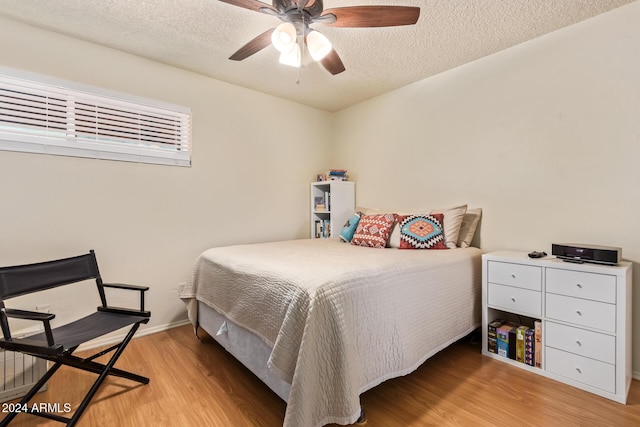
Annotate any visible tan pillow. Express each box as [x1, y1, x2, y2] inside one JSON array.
[[431, 204, 468, 249], [456, 208, 482, 248]]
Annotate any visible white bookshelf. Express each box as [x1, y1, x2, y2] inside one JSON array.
[[310, 181, 355, 238]]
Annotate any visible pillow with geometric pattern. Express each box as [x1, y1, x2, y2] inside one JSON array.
[[351, 213, 396, 248], [397, 213, 447, 249], [339, 212, 361, 243]]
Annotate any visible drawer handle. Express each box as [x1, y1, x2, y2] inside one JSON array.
[[576, 367, 582, 374], [576, 283, 582, 289], [511, 274, 516, 279], [511, 297, 516, 303], [575, 340, 582, 347], [576, 310, 582, 316]]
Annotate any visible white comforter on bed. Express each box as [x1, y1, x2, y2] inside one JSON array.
[[180, 238, 482, 427]]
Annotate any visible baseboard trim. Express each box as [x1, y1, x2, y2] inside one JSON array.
[[633, 370, 640, 381], [77, 319, 192, 352]]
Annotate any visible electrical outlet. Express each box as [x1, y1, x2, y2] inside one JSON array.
[[35, 304, 50, 313]]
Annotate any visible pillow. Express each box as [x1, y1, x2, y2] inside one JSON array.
[[339, 212, 361, 243], [456, 208, 482, 248], [397, 213, 447, 249], [386, 204, 467, 249], [351, 213, 396, 248], [431, 204, 467, 249], [361, 208, 429, 248]]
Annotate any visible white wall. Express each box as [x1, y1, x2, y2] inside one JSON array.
[[0, 17, 333, 343], [332, 3, 640, 373]]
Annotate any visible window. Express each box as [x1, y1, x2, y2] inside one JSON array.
[[0, 68, 191, 167]]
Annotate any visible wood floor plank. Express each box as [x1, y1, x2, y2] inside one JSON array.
[[3, 325, 639, 426]]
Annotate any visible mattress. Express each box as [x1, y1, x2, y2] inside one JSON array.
[[180, 238, 482, 427]]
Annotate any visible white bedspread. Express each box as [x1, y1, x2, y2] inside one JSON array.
[[180, 238, 482, 427]]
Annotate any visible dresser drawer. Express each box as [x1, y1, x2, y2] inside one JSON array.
[[546, 347, 615, 393], [545, 321, 615, 364], [488, 261, 542, 291], [546, 293, 615, 332], [488, 283, 541, 316], [546, 268, 616, 304]]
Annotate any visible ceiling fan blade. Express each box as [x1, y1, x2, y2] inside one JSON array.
[[320, 6, 420, 27], [320, 49, 345, 75], [304, 0, 323, 17], [229, 28, 275, 61], [272, 0, 293, 12], [218, 0, 277, 14], [294, 0, 318, 7]]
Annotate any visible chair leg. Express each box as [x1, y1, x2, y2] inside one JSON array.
[[63, 354, 149, 384], [66, 323, 143, 427], [0, 362, 63, 427]]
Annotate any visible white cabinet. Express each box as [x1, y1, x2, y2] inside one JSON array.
[[482, 251, 632, 404], [310, 181, 355, 239]]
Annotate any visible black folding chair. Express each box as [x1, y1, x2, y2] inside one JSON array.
[[0, 250, 151, 426]]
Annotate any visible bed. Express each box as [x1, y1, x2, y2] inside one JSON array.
[[179, 235, 482, 427]]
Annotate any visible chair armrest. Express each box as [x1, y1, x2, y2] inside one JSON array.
[[4, 308, 55, 322], [102, 283, 149, 292], [1, 308, 56, 346], [101, 283, 150, 313], [97, 306, 151, 318]]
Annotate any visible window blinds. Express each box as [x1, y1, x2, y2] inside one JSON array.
[[0, 69, 191, 167]]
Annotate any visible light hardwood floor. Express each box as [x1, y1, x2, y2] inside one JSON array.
[[3, 324, 640, 426]]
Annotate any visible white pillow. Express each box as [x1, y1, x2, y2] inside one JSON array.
[[456, 208, 482, 248]]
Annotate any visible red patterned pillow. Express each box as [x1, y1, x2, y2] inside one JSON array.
[[351, 214, 396, 248], [396, 213, 447, 249]]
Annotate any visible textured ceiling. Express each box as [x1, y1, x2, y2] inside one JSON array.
[[0, 0, 633, 112]]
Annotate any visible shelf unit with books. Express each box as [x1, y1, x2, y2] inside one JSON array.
[[310, 181, 355, 239], [482, 251, 632, 404]]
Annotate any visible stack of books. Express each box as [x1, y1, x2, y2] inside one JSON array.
[[488, 319, 542, 368], [318, 169, 348, 181]]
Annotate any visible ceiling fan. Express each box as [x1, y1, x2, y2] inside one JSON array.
[[218, 0, 420, 75]]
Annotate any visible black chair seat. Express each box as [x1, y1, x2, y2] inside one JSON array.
[[26, 311, 149, 353]]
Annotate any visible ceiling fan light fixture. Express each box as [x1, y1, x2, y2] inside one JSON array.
[[279, 43, 301, 68], [306, 30, 332, 61], [271, 22, 297, 53]]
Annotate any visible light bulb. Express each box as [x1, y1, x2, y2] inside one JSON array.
[[279, 43, 301, 68], [306, 30, 332, 61], [271, 23, 297, 53]]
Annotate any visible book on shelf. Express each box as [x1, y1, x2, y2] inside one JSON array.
[[516, 326, 529, 363], [496, 324, 514, 358], [525, 327, 535, 367], [534, 320, 542, 368], [488, 319, 504, 354], [314, 219, 331, 238], [508, 325, 517, 360]]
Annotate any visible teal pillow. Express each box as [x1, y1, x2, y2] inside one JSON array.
[[339, 213, 361, 242]]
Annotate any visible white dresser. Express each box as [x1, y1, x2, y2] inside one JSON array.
[[481, 251, 632, 403]]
